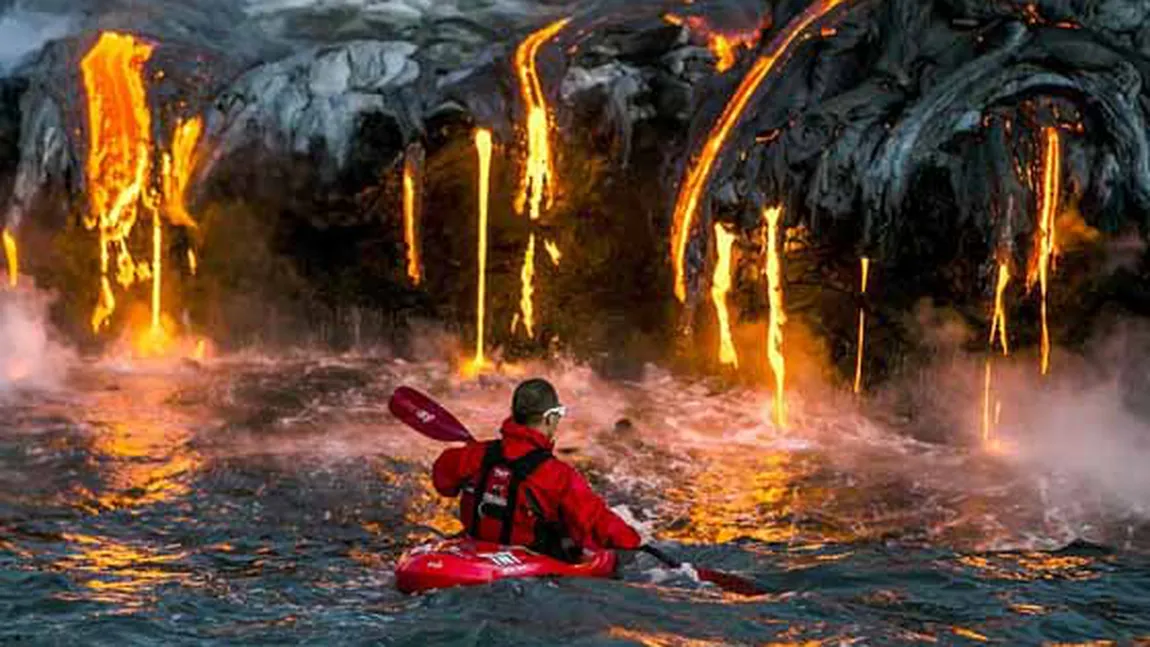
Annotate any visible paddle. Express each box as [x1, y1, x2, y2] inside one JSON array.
[[388, 386, 475, 443], [387, 386, 764, 596], [640, 545, 763, 596]]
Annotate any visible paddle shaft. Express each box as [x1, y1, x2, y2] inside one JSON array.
[[641, 545, 682, 568]]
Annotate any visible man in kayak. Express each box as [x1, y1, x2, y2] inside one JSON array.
[[432, 378, 642, 561]]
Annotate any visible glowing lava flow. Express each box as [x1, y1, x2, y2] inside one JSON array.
[[403, 145, 423, 285], [151, 212, 161, 334], [162, 117, 203, 229], [81, 32, 156, 332], [663, 14, 760, 73], [764, 206, 787, 428], [2, 229, 16, 288], [983, 263, 1011, 443], [513, 18, 569, 221], [187, 249, 197, 276], [711, 223, 739, 367], [1032, 127, 1061, 375], [988, 263, 1011, 356], [517, 234, 537, 338], [671, 0, 847, 302], [543, 239, 561, 265], [471, 128, 493, 371], [853, 257, 870, 395]]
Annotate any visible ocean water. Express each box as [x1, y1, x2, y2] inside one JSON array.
[[2, 348, 1149, 645]]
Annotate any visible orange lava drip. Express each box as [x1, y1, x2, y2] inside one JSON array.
[[403, 148, 422, 285], [1031, 127, 1061, 375], [764, 206, 787, 428], [468, 128, 494, 375], [711, 223, 739, 367], [853, 256, 870, 395], [2, 229, 16, 288]]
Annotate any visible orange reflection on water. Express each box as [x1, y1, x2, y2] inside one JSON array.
[[607, 627, 731, 647], [392, 469, 461, 541], [58, 533, 194, 607], [84, 376, 203, 509], [957, 553, 1100, 582], [661, 450, 814, 545]]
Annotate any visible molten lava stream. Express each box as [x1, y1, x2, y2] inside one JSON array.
[[671, 0, 848, 302], [711, 223, 739, 368], [403, 144, 423, 286], [517, 234, 536, 338], [983, 263, 1011, 443], [151, 212, 161, 334], [163, 116, 203, 229], [2, 229, 16, 288], [80, 32, 156, 333], [1032, 126, 1062, 375], [469, 128, 493, 373], [513, 18, 569, 221], [853, 257, 870, 395], [763, 206, 787, 428]]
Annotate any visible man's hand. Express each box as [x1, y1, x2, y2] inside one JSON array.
[[611, 505, 655, 545]]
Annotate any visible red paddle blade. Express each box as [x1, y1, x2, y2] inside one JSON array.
[[696, 568, 764, 597], [389, 386, 475, 443]]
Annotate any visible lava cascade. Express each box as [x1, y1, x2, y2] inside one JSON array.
[[671, 0, 848, 303]]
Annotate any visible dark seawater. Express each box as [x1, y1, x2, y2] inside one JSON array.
[[2, 355, 1149, 645]]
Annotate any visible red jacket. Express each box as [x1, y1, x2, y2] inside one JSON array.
[[432, 418, 641, 552]]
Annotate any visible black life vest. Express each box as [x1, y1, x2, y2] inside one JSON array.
[[466, 440, 570, 559]]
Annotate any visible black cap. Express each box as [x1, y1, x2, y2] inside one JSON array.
[[512, 378, 560, 424]]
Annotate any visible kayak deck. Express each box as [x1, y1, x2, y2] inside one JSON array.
[[395, 538, 617, 593]]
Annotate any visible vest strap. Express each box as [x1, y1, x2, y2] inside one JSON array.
[[469, 440, 553, 546]]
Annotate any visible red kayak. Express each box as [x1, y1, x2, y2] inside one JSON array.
[[394, 538, 618, 593]]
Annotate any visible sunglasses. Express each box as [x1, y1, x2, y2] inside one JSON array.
[[542, 405, 567, 421]]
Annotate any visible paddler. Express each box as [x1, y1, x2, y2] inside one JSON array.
[[431, 378, 642, 561]]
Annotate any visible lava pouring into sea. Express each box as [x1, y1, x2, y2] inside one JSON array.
[[853, 257, 870, 395], [763, 206, 787, 428], [1031, 126, 1062, 376], [983, 263, 1011, 443], [712, 223, 739, 368], [2, 229, 16, 288], [80, 31, 207, 360], [81, 32, 156, 334], [671, 0, 848, 303], [466, 128, 494, 376]]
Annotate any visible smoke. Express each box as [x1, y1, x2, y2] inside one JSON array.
[[0, 285, 73, 393], [999, 326, 1150, 520], [873, 300, 1150, 544]]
